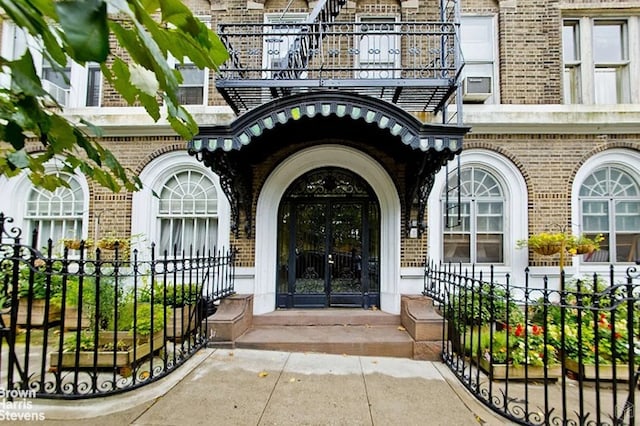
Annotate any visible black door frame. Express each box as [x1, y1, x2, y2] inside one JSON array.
[[276, 169, 380, 309]]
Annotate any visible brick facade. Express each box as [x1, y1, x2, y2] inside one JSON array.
[[4, 0, 639, 302]]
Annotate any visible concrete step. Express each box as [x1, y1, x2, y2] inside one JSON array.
[[234, 324, 414, 359], [251, 309, 401, 327]]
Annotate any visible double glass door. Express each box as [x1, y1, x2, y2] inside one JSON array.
[[277, 169, 380, 308]]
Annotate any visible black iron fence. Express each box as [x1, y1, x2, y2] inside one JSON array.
[[0, 213, 236, 399], [424, 261, 639, 426]]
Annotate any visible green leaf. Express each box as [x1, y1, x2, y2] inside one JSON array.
[[138, 92, 161, 121], [48, 115, 78, 151], [79, 118, 104, 137], [7, 149, 31, 169], [165, 96, 197, 139], [55, 0, 109, 62], [9, 52, 48, 98], [2, 121, 27, 150]]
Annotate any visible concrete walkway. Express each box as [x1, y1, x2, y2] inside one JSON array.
[[15, 349, 512, 425]]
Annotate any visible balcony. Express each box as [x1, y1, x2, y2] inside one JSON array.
[[215, 20, 462, 114]]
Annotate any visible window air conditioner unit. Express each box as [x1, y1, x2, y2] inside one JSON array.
[[462, 76, 492, 102]]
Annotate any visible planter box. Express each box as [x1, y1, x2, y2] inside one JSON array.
[[49, 331, 165, 376], [62, 307, 91, 330], [478, 357, 562, 381], [4, 299, 62, 327], [166, 305, 198, 339], [564, 358, 632, 381]]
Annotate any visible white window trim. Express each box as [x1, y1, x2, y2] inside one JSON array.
[[167, 57, 209, 106], [427, 149, 529, 279], [262, 13, 309, 79], [0, 161, 90, 247], [166, 17, 211, 106], [131, 151, 230, 259], [571, 148, 640, 270], [564, 15, 640, 105], [1, 22, 101, 108], [460, 14, 501, 104]]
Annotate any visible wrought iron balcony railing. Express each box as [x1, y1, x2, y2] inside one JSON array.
[[216, 21, 462, 114]]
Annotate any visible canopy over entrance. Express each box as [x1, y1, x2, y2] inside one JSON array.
[[188, 91, 469, 237]]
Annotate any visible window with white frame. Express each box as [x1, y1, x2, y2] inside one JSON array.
[[263, 13, 308, 79], [562, 20, 581, 104], [131, 152, 230, 259], [562, 17, 636, 104], [429, 151, 528, 273], [175, 62, 206, 105], [85, 63, 102, 106], [356, 16, 400, 79], [580, 166, 640, 263], [460, 15, 497, 104], [41, 59, 71, 106], [157, 170, 218, 255], [1, 23, 101, 107], [25, 174, 85, 249], [441, 166, 505, 264]]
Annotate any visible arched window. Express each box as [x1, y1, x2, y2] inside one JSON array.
[[131, 151, 230, 259], [580, 166, 640, 263], [25, 173, 85, 248], [157, 170, 218, 255], [442, 166, 505, 264]]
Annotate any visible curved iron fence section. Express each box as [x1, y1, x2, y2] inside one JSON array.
[[424, 260, 639, 426], [0, 213, 236, 399]]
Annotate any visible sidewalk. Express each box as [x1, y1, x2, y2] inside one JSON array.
[[21, 348, 511, 425]]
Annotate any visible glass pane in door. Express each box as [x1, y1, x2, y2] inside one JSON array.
[[294, 203, 326, 294], [330, 203, 363, 293]]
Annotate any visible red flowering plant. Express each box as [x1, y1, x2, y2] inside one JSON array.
[[481, 323, 559, 367], [541, 275, 640, 366], [548, 312, 640, 365]]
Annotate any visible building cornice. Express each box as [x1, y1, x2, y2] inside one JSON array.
[[460, 104, 640, 135], [64, 106, 237, 138], [63, 104, 640, 138]]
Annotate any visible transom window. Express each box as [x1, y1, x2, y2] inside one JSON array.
[[562, 17, 635, 104], [25, 174, 84, 248], [442, 167, 505, 264], [157, 170, 218, 254], [580, 166, 640, 263]]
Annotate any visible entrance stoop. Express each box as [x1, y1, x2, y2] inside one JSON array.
[[205, 295, 445, 360], [234, 309, 414, 358]]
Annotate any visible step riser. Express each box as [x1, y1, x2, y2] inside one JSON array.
[[235, 341, 414, 359], [252, 311, 401, 327]]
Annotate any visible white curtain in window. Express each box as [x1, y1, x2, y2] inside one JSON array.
[[442, 167, 504, 264], [25, 174, 84, 248]]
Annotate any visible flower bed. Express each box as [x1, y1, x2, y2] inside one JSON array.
[[49, 331, 165, 377]]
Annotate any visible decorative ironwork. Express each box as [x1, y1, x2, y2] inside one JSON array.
[[424, 261, 640, 426], [215, 19, 462, 114], [196, 150, 253, 238], [0, 214, 236, 399], [405, 152, 458, 237], [189, 92, 468, 239], [284, 168, 371, 198], [189, 92, 468, 154]]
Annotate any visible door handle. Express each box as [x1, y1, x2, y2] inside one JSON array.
[[327, 254, 334, 264]]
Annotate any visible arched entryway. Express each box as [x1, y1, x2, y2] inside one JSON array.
[[189, 92, 469, 315], [276, 167, 380, 308]]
